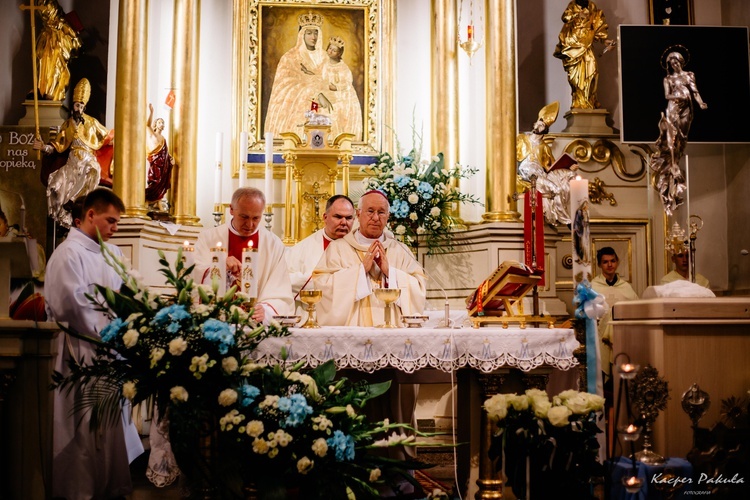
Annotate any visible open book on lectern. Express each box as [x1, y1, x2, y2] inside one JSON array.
[[465, 261, 543, 317]]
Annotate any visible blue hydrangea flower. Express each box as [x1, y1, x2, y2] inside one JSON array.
[[152, 304, 191, 326], [100, 318, 126, 343], [166, 322, 181, 334], [278, 393, 313, 428], [395, 175, 411, 188], [202, 318, 235, 354], [417, 182, 434, 199], [240, 384, 261, 407], [327, 430, 356, 461]]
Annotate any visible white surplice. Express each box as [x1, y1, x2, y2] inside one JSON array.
[[44, 229, 143, 500], [312, 230, 426, 327], [591, 274, 639, 378], [194, 223, 294, 320]]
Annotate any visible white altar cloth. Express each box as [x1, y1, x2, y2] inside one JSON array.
[[252, 326, 579, 373]]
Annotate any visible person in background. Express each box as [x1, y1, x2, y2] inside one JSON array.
[[0, 209, 18, 237], [591, 247, 638, 382], [193, 187, 293, 323], [286, 194, 355, 314], [661, 251, 710, 288], [44, 188, 143, 499]]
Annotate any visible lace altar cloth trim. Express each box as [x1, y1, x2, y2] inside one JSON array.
[[252, 326, 579, 373]]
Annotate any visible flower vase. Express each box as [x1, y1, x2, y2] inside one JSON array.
[[169, 413, 225, 499]]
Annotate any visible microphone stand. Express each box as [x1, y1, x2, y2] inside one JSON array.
[[423, 266, 453, 329]]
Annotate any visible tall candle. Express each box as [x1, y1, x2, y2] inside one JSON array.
[[239, 131, 248, 188], [209, 241, 227, 295], [468, 24, 474, 40], [182, 240, 195, 271], [570, 175, 591, 284], [214, 133, 223, 205], [241, 241, 259, 299], [264, 132, 274, 203]]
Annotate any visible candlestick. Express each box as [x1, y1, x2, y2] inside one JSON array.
[[215, 132, 223, 163], [618, 363, 639, 380], [241, 241, 258, 300], [264, 132, 274, 202], [570, 175, 591, 284], [239, 131, 248, 188], [209, 241, 227, 295], [623, 476, 643, 494], [618, 424, 642, 441]]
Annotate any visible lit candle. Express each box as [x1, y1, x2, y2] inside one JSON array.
[[239, 131, 248, 188], [468, 24, 474, 40], [264, 132, 274, 204], [182, 240, 195, 270], [214, 133, 223, 205], [209, 241, 227, 295], [623, 476, 643, 493], [619, 362, 639, 379], [241, 240, 258, 299], [570, 175, 590, 285]]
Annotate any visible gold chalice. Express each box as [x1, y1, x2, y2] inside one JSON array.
[[299, 290, 323, 329], [373, 288, 401, 328]]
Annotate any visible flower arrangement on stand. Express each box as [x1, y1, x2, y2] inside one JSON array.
[[483, 389, 605, 500], [52, 244, 444, 499], [362, 132, 482, 254]]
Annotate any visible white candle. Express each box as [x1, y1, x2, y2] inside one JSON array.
[[241, 241, 258, 299], [209, 241, 227, 295], [570, 175, 591, 284], [215, 132, 223, 163], [239, 131, 248, 188], [182, 240, 195, 271], [264, 132, 274, 203]]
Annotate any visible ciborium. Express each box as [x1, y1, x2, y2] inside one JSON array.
[[373, 288, 401, 328], [630, 364, 670, 465], [299, 290, 323, 329]]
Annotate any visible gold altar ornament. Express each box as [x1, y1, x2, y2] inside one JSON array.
[[373, 287, 401, 329], [299, 289, 322, 329], [629, 364, 670, 465]]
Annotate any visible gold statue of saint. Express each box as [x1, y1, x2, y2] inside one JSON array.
[[553, 0, 615, 109], [35, 0, 82, 101]]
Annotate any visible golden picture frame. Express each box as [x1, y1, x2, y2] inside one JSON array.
[[233, 0, 391, 173], [648, 0, 694, 25]]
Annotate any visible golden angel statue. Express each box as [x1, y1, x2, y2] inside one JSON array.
[[649, 48, 708, 216], [35, 0, 82, 101], [553, 0, 615, 109]]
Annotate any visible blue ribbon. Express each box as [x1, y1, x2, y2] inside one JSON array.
[[573, 281, 607, 394]]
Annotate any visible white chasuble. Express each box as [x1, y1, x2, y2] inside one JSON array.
[[312, 230, 426, 327], [194, 223, 294, 319]]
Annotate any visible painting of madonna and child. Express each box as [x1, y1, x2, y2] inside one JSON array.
[[260, 6, 366, 142]]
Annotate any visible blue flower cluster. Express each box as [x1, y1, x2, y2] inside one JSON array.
[[152, 304, 191, 326], [202, 318, 235, 354], [277, 393, 313, 428], [101, 317, 126, 343], [239, 384, 261, 407], [417, 181, 434, 199], [326, 430, 356, 462], [390, 199, 410, 219], [394, 174, 411, 188]]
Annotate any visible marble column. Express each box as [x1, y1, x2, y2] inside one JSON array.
[[170, 0, 201, 226], [431, 0, 459, 185], [482, 0, 519, 221], [114, 0, 149, 219]]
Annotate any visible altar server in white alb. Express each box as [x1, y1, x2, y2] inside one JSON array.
[[313, 189, 426, 326], [44, 188, 143, 500], [286, 194, 355, 310], [194, 187, 294, 323]]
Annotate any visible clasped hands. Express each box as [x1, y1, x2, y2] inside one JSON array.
[[363, 241, 389, 281], [227, 256, 264, 322]]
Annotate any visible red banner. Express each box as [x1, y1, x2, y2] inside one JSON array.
[[523, 191, 545, 286]]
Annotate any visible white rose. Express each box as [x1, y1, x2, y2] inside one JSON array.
[[531, 397, 551, 419], [408, 193, 419, 204], [564, 394, 591, 415], [409, 212, 418, 221], [168, 337, 188, 356], [122, 329, 139, 348], [547, 405, 572, 427], [170, 386, 188, 402], [508, 394, 529, 411], [311, 437, 328, 457], [395, 225, 406, 235], [297, 456, 314, 474], [430, 207, 441, 217], [252, 438, 269, 455], [122, 381, 137, 400], [218, 388, 238, 406], [483, 394, 508, 421], [222, 356, 239, 374]]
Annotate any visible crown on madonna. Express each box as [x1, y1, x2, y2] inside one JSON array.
[[298, 11, 323, 29], [328, 36, 345, 49]]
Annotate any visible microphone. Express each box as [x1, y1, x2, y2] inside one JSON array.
[[421, 265, 454, 329]]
